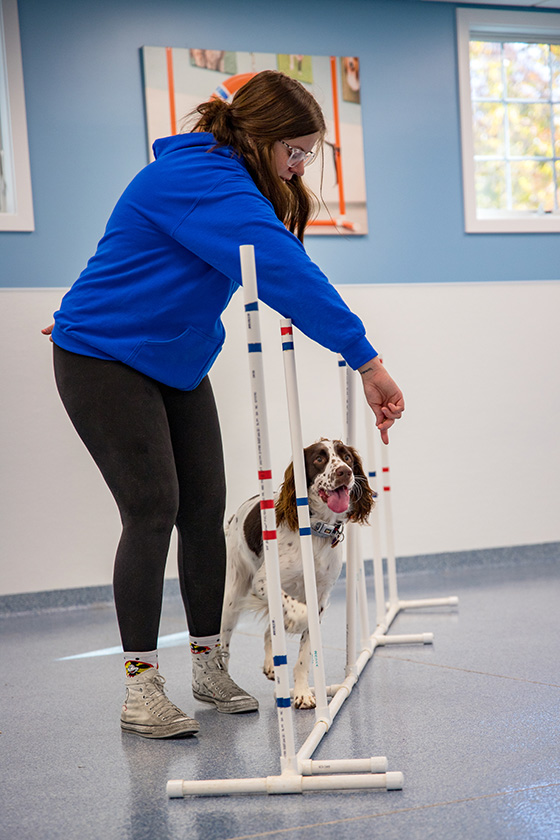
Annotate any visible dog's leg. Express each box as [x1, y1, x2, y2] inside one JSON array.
[[263, 626, 274, 680], [292, 592, 330, 709], [220, 540, 252, 671], [281, 591, 308, 634], [221, 583, 240, 668], [293, 629, 315, 709], [252, 566, 308, 634], [220, 606, 236, 671]]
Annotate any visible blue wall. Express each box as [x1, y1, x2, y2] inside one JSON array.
[[3, 0, 559, 289]]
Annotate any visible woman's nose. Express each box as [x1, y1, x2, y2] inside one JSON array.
[[290, 159, 305, 177]]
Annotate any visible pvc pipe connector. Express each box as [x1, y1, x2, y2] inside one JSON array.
[[377, 632, 434, 646], [386, 771, 404, 790], [167, 771, 403, 797], [300, 757, 388, 776], [167, 780, 184, 798]]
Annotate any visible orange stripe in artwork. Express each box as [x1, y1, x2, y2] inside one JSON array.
[[330, 55, 345, 216], [166, 47, 177, 135]]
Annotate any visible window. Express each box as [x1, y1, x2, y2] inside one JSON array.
[[0, 0, 34, 231], [457, 8, 560, 233]]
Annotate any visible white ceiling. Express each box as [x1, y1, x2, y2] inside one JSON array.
[[422, 0, 560, 8]]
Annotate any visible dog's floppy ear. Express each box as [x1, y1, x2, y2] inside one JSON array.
[[275, 462, 299, 532], [347, 446, 375, 524]]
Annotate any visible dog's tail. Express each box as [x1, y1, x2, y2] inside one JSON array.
[[242, 591, 271, 620]]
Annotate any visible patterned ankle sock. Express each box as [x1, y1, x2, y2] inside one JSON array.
[[123, 650, 158, 677], [189, 634, 221, 657]]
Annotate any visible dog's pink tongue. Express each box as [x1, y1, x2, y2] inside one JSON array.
[[327, 487, 350, 513]]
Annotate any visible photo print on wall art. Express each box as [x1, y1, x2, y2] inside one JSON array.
[[141, 46, 367, 234]]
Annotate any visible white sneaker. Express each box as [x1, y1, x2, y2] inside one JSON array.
[[121, 668, 199, 738], [192, 648, 259, 714]]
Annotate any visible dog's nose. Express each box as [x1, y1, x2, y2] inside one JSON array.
[[335, 464, 352, 484]]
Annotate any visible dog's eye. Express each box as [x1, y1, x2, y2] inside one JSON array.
[[343, 453, 352, 463], [314, 456, 325, 464]]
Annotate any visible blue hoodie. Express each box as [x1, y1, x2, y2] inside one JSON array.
[[52, 132, 376, 390]]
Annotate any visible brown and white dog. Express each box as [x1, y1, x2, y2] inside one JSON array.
[[221, 439, 375, 709]]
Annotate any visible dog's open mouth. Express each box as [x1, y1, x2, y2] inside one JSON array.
[[319, 486, 350, 514]]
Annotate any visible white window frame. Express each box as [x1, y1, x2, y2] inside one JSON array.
[[457, 7, 560, 234], [0, 0, 34, 231]]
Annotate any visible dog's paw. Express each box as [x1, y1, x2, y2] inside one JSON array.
[[294, 690, 316, 710], [263, 662, 275, 681]]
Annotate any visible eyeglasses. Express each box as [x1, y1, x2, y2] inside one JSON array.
[[280, 140, 317, 168]]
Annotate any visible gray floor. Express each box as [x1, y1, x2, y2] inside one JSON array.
[[1, 549, 559, 840]]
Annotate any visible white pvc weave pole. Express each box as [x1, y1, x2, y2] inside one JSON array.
[[240, 245, 297, 776], [279, 319, 329, 724], [365, 414, 387, 629], [339, 358, 372, 662], [338, 358, 357, 676], [347, 368, 372, 651], [380, 443, 399, 609]]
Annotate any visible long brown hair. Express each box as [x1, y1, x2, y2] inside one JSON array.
[[191, 70, 326, 241]]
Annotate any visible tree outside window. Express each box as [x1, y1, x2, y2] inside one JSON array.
[[457, 8, 560, 233]]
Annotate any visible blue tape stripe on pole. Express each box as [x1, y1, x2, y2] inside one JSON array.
[[276, 697, 291, 708], [338, 359, 346, 367], [296, 497, 308, 507], [248, 343, 262, 353], [273, 655, 288, 666], [245, 301, 258, 311], [282, 341, 294, 351], [299, 527, 312, 537]]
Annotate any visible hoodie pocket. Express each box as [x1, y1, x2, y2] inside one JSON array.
[[125, 324, 224, 390]]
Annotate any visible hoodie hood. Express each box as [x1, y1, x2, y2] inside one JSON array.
[[153, 132, 226, 160]]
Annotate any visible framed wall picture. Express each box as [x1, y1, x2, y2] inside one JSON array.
[[142, 47, 367, 235], [0, 0, 34, 231]]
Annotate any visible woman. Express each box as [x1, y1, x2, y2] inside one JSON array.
[[44, 71, 404, 739]]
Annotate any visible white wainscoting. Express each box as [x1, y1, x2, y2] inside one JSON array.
[[1, 281, 559, 596]]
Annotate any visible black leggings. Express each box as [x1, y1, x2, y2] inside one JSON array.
[[53, 345, 227, 651]]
